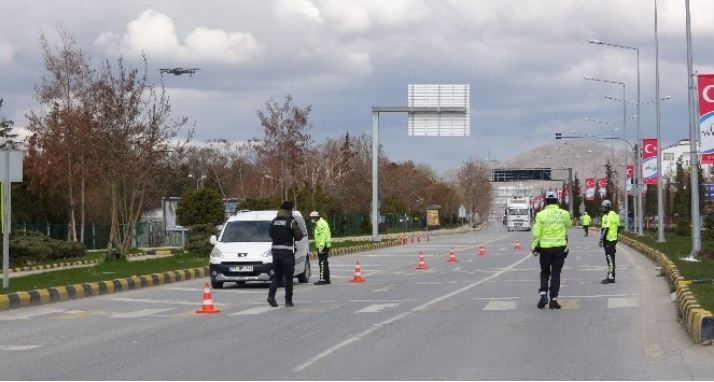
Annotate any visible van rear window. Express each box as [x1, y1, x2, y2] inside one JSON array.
[[220, 221, 272, 242]]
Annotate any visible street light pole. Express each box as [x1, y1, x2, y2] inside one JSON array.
[[584, 77, 629, 231], [685, 0, 702, 259], [655, 0, 666, 242], [588, 39, 642, 235]]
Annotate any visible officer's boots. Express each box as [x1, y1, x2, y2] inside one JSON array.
[[285, 297, 294, 307], [549, 298, 561, 309], [537, 293, 548, 309], [267, 295, 278, 307]]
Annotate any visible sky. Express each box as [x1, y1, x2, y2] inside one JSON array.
[[1, 0, 713, 174]]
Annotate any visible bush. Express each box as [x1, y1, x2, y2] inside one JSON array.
[[10, 231, 85, 264], [675, 220, 691, 237], [184, 224, 216, 256], [176, 187, 225, 227]]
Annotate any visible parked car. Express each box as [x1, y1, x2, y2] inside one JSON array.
[[208, 210, 310, 289]]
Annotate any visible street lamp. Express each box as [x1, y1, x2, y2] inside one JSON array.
[[584, 76, 631, 231], [188, 174, 207, 190], [684, 0, 701, 259], [588, 38, 643, 236]]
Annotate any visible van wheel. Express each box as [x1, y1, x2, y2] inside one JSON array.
[[297, 257, 310, 283], [211, 278, 223, 289]]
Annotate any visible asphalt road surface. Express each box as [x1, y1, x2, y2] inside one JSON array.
[[1, 225, 713, 380]]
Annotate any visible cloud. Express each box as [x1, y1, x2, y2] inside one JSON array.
[[95, 9, 261, 64], [315, 0, 428, 33], [275, 0, 321, 23], [0, 39, 14, 64]]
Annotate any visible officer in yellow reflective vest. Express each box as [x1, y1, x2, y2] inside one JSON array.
[[310, 211, 332, 285], [580, 212, 592, 237], [599, 200, 620, 284], [531, 191, 572, 309]]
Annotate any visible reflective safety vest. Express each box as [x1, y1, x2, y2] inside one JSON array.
[[580, 214, 592, 226], [314, 217, 332, 251], [531, 205, 572, 249], [603, 210, 620, 241]]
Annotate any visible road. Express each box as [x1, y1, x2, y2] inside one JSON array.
[[1, 225, 713, 380]]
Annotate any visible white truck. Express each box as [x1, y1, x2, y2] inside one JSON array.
[[505, 197, 532, 231]]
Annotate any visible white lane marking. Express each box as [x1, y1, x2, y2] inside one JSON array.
[[607, 297, 640, 309], [483, 300, 517, 311], [0, 345, 42, 351], [105, 297, 224, 307], [472, 297, 520, 300], [108, 308, 175, 318], [560, 293, 639, 299], [0, 308, 66, 321], [164, 287, 205, 292], [294, 253, 532, 372], [356, 304, 398, 313], [228, 307, 275, 316]]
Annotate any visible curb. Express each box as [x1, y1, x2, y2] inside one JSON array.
[[10, 259, 101, 273], [0, 267, 208, 312], [308, 239, 401, 260], [619, 235, 713, 343]]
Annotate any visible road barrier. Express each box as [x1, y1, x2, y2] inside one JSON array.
[[619, 235, 714, 344]]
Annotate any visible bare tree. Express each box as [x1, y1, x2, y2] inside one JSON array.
[[256, 95, 312, 202], [458, 159, 492, 225], [28, 29, 94, 242], [93, 55, 189, 258]]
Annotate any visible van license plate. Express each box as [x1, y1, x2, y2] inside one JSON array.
[[230, 266, 253, 272]]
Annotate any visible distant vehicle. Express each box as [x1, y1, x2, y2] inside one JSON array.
[[159, 67, 200, 77], [505, 197, 532, 231], [208, 210, 310, 289]]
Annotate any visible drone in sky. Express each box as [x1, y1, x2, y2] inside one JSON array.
[[159, 67, 200, 77]]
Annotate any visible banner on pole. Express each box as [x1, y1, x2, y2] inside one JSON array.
[[598, 178, 607, 197], [585, 178, 595, 201], [642, 138, 658, 185], [698, 74, 714, 164]]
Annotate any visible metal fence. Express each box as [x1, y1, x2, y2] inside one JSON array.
[[15, 213, 441, 249], [13, 222, 185, 250]]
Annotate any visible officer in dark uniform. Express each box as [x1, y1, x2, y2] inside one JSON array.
[[267, 201, 304, 308]]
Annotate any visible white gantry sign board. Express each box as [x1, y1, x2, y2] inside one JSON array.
[[0, 151, 23, 182], [407, 84, 470, 136]]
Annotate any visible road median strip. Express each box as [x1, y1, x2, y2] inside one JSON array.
[[619, 235, 714, 344]]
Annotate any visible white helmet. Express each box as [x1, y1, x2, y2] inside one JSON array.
[[309, 211, 319, 218], [601, 200, 611, 208]]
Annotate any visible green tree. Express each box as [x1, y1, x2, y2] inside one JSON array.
[[572, 175, 582, 218], [176, 187, 225, 227], [0, 99, 19, 149]]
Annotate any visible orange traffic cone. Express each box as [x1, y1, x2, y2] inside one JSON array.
[[351, 261, 365, 283], [478, 244, 486, 256], [447, 248, 458, 263], [196, 282, 220, 314], [416, 253, 429, 270], [514, 240, 522, 250]]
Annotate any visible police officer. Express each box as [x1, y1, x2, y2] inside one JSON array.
[[580, 212, 592, 237], [599, 200, 620, 284], [531, 191, 572, 309], [310, 211, 332, 285], [267, 201, 305, 308]]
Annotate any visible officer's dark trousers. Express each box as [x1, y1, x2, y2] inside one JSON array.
[[604, 240, 617, 279], [268, 251, 295, 301], [539, 247, 566, 299], [583, 225, 589, 236], [318, 248, 330, 282]]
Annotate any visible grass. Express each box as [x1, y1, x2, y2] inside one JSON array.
[[1, 253, 207, 294], [622, 231, 714, 311]]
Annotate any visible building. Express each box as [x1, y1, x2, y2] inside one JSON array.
[[660, 139, 713, 181]]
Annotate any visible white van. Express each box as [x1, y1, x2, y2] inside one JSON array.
[[208, 210, 310, 289]]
